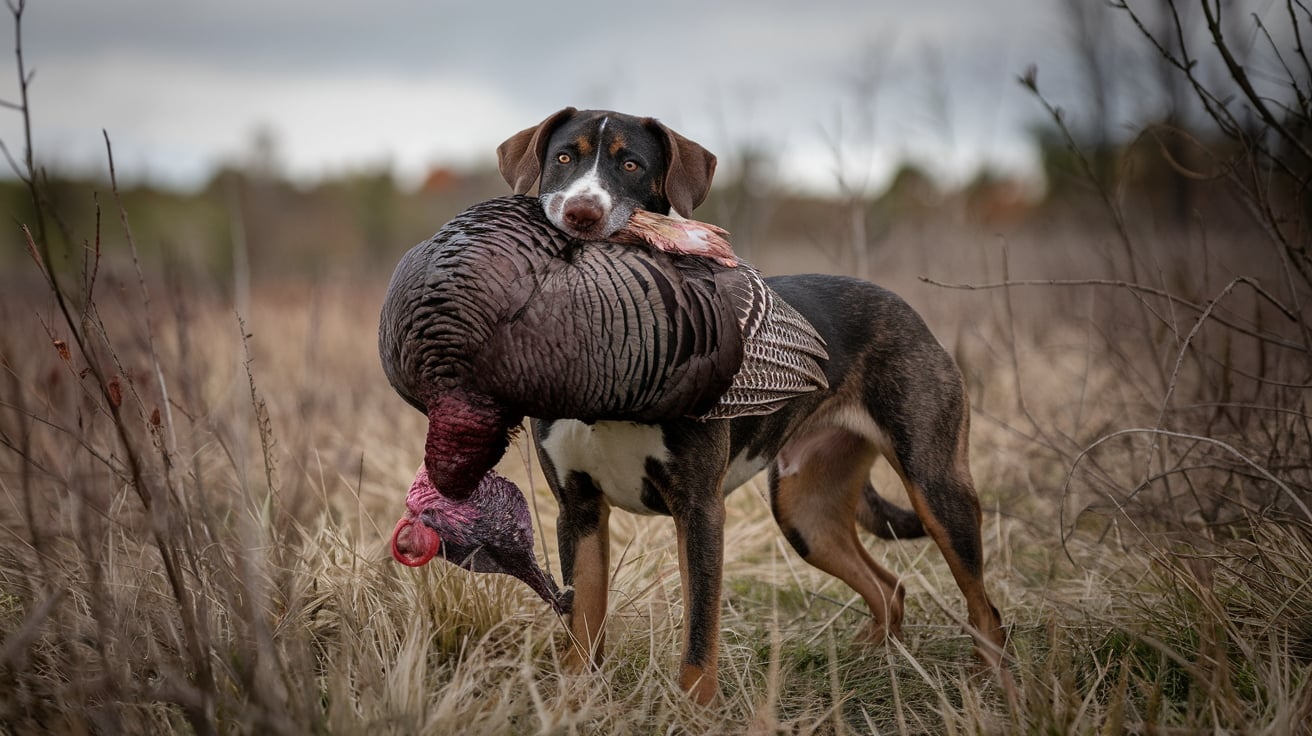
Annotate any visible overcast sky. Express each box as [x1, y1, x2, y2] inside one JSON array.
[[1, 1, 1129, 194]]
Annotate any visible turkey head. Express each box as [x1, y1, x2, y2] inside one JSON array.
[[391, 465, 569, 615]]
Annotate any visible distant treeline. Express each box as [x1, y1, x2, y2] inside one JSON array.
[[1, 123, 1268, 289]]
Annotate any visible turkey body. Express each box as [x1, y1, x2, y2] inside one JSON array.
[[379, 195, 825, 608], [380, 195, 826, 501], [384, 197, 741, 427]]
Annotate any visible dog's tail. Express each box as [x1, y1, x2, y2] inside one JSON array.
[[857, 482, 926, 540]]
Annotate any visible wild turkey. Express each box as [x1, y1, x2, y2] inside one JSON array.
[[380, 195, 826, 609]]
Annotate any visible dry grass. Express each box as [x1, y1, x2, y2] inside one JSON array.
[[2, 2, 1309, 726], [2, 210, 1309, 734]]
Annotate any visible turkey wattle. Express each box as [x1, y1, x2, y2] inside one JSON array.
[[392, 466, 567, 614], [380, 196, 826, 611]]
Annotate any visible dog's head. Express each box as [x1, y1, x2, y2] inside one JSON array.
[[496, 107, 717, 240]]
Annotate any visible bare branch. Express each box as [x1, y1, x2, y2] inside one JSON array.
[[1019, 66, 1148, 291], [1291, 0, 1312, 87], [19, 224, 48, 286], [1143, 278, 1248, 490], [1116, 0, 1247, 146], [0, 134, 28, 181], [104, 130, 180, 487], [1252, 12, 1307, 113], [1201, 0, 1312, 163], [1148, 125, 1225, 181], [1064, 427, 1312, 525], [920, 275, 1305, 350]]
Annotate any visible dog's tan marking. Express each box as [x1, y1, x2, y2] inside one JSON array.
[[608, 133, 626, 156], [563, 510, 610, 671], [575, 135, 593, 155], [774, 427, 905, 641], [901, 477, 1006, 664], [678, 663, 718, 705]]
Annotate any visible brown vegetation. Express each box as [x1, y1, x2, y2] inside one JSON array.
[[2, 0, 1310, 733]]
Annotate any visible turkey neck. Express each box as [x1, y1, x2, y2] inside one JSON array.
[[423, 390, 521, 500]]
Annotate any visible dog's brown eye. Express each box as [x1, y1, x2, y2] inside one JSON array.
[[557, 153, 571, 164], [623, 160, 640, 172]]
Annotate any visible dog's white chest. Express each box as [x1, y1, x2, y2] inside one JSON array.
[[538, 420, 668, 515]]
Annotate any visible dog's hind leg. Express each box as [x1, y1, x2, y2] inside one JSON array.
[[770, 427, 906, 644], [888, 411, 1009, 675]]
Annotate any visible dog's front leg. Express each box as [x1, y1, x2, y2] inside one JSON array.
[[673, 496, 725, 705], [558, 494, 610, 672]]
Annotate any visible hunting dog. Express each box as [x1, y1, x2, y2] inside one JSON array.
[[497, 107, 1009, 704]]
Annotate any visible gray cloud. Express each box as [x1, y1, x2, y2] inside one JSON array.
[[3, 0, 1078, 190]]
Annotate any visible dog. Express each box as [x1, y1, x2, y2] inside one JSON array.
[[496, 107, 1009, 704], [496, 107, 716, 242]]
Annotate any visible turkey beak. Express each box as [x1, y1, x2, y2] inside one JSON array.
[[526, 565, 572, 616], [391, 516, 441, 567]]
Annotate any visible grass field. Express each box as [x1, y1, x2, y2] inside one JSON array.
[[2, 192, 1309, 734], [3, 2, 1310, 724]]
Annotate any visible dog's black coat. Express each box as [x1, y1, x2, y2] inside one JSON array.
[[500, 108, 1008, 703]]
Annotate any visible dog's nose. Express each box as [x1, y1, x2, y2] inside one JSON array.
[[563, 198, 604, 232]]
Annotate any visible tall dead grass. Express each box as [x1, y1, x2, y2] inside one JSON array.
[[4, 1, 1312, 733], [5, 198, 1311, 733]]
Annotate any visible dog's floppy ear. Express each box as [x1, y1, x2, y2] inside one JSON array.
[[496, 107, 578, 194], [646, 119, 717, 217]]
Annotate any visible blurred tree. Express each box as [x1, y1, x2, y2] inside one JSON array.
[[1061, 0, 1119, 187], [879, 163, 938, 215], [708, 142, 777, 263], [243, 124, 285, 184]]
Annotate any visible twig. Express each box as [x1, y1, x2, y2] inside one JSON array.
[[5, 5, 218, 731], [1142, 277, 1246, 495], [1289, 0, 1312, 90], [7, 0, 47, 254], [1252, 12, 1306, 112], [0, 399, 130, 477], [920, 275, 1304, 351], [1064, 427, 1312, 531], [0, 137, 26, 181], [82, 195, 102, 322], [238, 313, 278, 520], [1202, 0, 1312, 164], [1019, 66, 1141, 285], [998, 246, 1068, 452], [104, 131, 179, 485]]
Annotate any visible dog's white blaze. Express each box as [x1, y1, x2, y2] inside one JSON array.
[[539, 419, 667, 515], [558, 117, 612, 209], [590, 117, 608, 176]]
